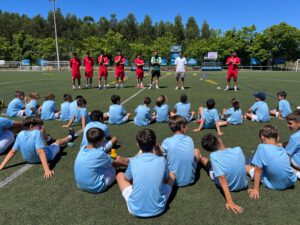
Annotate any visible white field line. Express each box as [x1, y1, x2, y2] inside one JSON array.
[[253, 78, 300, 83], [0, 78, 57, 86], [0, 75, 169, 188]]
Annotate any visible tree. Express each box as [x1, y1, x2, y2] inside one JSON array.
[[139, 15, 154, 44], [173, 15, 185, 44], [109, 14, 118, 32], [186, 16, 200, 41], [0, 37, 12, 60], [119, 14, 138, 42], [98, 17, 110, 36], [151, 32, 176, 58], [201, 20, 210, 40]]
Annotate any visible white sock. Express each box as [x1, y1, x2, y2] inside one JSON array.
[[296, 171, 300, 179], [67, 135, 72, 141], [72, 85, 75, 89]]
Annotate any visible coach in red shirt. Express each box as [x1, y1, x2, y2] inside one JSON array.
[[225, 52, 240, 91], [69, 52, 81, 90], [83, 52, 94, 88], [98, 51, 109, 90], [114, 49, 126, 88], [135, 53, 145, 88]]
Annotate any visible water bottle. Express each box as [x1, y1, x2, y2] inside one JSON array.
[[248, 150, 255, 165]]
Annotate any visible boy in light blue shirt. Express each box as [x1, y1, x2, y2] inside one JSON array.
[[194, 98, 224, 136], [60, 94, 72, 121], [284, 110, 300, 169], [171, 93, 195, 122], [69, 95, 83, 120], [153, 95, 169, 123], [75, 127, 128, 193], [41, 93, 60, 120], [25, 91, 39, 116], [0, 116, 74, 178], [108, 95, 131, 125], [219, 99, 243, 127], [245, 92, 270, 122], [7, 91, 26, 117], [162, 115, 201, 187], [63, 98, 90, 129], [134, 97, 153, 126], [247, 125, 298, 200], [80, 110, 118, 151], [117, 128, 175, 218], [200, 133, 247, 214], [270, 91, 292, 119]]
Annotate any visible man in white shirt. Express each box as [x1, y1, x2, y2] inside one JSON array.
[[175, 52, 187, 90]]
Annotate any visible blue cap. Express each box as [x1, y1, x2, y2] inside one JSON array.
[[253, 92, 266, 101]]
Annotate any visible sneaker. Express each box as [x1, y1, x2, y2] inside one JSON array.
[[98, 86, 102, 90], [234, 86, 238, 91], [181, 87, 185, 90], [136, 84, 140, 88], [140, 84, 144, 88], [156, 85, 160, 89], [78, 86, 82, 89], [120, 84, 124, 88], [68, 128, 75, 142], [148, 85, 152, 89], [224, 87, 229, 91], [175, 87, 179, 90]]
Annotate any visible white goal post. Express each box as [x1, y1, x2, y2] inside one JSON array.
[[296, 59, 300, 72]]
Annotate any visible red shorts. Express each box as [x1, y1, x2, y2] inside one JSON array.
[[85, 70, 93, 78], [115, 70, 125, 78], [136, 71, 144, 79], [72, 71, 81, 80], [99, 70, 108, 78], [227, 70, 238, 81]]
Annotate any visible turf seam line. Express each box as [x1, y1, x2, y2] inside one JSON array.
[[0, 164, 33, 188], [0, 78, 57, 85]]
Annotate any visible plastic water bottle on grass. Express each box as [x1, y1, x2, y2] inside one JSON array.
[[248, 150, 255, 165]]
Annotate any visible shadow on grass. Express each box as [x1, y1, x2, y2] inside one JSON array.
[[1, 161, 27, 170]]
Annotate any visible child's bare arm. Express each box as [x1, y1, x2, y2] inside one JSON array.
[[0, 150, 16, 170], [193, 119, 204, 132], [218, 176, 244, 213], [113, 156, 129, 167], [37, 148, 54, 178], [247, 108, 252, 113], [63, 116, 75, 128], [81, 116, 86, 129], [248, 166, 262, 199], [215, 121, 224, 136]]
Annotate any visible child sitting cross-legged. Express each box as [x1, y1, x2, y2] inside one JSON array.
[[25, 91, 40, 116], [7, 91, 27, 117], [153, 95, 169, 123], [219, 98, 243, 127], [40, 93, 60, 121], [134, 97, 154, 126], [270, 91, 292, 120], [107, 95, 131, 125]]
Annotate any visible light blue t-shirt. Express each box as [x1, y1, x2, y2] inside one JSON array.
[[81, 121, 110, 148], [60, 102, 71, 121], [75, 108, 90, 124], [202, 108, 219, 129], [0, 117, 14, 136], [74, 146, 114, 193], [125, 153, 169, 217], [154, 104, 169, 123], [162, 134, 195, 186], [69, 100, 78, 120], [278, 99, 292, 118], [224, 107, 243, 125], [41, 100, 56, 120], [252, 144, 297, 190], [174, 102, 192, 121], [134, 105, 151, 126], [7, 98, 24, 117], [12, 130, 53, 163], [250, 101, 270, 122], [25, 100, 38, 116], [108, 104, 127, 125], [210, 147, 248, 191], [285, 130, 300, 167]]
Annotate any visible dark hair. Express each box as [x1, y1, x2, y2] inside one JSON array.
[[15, 91, 25, 98], [180, 93, 187, 103], [201, 133, 219, 152], [63, 94, 72, 102], [277, 91, 287, 98], [86, 128, 105, 145], [206, 98, 215, 109], [111, 95, 120, 104], [90, 110, 103, 122], [144, 97, 151, 105], [45, 93, 55, 100], [231, 98, 240, 111], [75, 95, 83, 100], [136, 128, 156, 153], [23, 116, 44, 129], [259, 125, 279, 140], [156, 95, 166, 107], [73, 52, 78, 57], [169, 115, 187, 133], [77, 98, 87, 107], [116, 49, 122, 54], [286, 110, 300, 123]]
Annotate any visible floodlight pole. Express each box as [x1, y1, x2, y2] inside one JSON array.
[[51, 0, 60, 70]]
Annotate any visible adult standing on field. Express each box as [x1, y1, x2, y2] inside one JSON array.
[[225, 52, 240, 92], [83, 52, 94, 89], [98, 51, 109, 90], [149, 51, 161, 89], [114, 49, 126, 89], [70, 52, 81, 90], [175, 52, 187, 90]]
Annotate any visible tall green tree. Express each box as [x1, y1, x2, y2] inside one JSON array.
[[201, 20, 210, 40], [185, 16, 200, 41], [173, 15, 185, 44]]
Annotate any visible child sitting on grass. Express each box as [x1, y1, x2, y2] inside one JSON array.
[[162, 115, 201, 187], [270, 91, 292, 120], [108, 95, 131, 125], [0, 116, 74, 178], [25, 91, 40, 116], [40, 93, 60, 120], [171, 93, 195, 122], [219, 98, 243, 127], [81, 110, 118, 151], [134, 97, 153, 126], [74, 127, 128, 193], [153, 95, 169, 123], [199, 133, 247, 214], [60, 94, 72, 121], [246, 125, 298, 200], [69, 95, 83, 119], [193, 98, 223, 136], [116, 128, 175, 218], [7, 91, 26, 117], [63, 98, 90, 129], [245, 92, 270, 122]]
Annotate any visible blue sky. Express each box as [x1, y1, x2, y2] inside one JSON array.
[[1, 0, 299, 31]]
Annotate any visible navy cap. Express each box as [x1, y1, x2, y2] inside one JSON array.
[[253, 92, 266, 101]]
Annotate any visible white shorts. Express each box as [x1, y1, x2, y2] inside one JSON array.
[[17, 110, 25, 117], [47, 143, 60, 161], [249, 168, 263, 183], [251, 114, 259, 122], [175, 72, 185, 78], [54, 113, 60, 119], [291, 159, 300, 170], [104, 165, 116, 187], [0, 131, 15, 154], [122, 184, 172, 216]]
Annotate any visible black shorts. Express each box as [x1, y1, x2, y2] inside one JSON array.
[[151, 70, 161, 78]]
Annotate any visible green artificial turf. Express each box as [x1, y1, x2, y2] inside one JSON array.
[[0, 70, 300, 225]]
